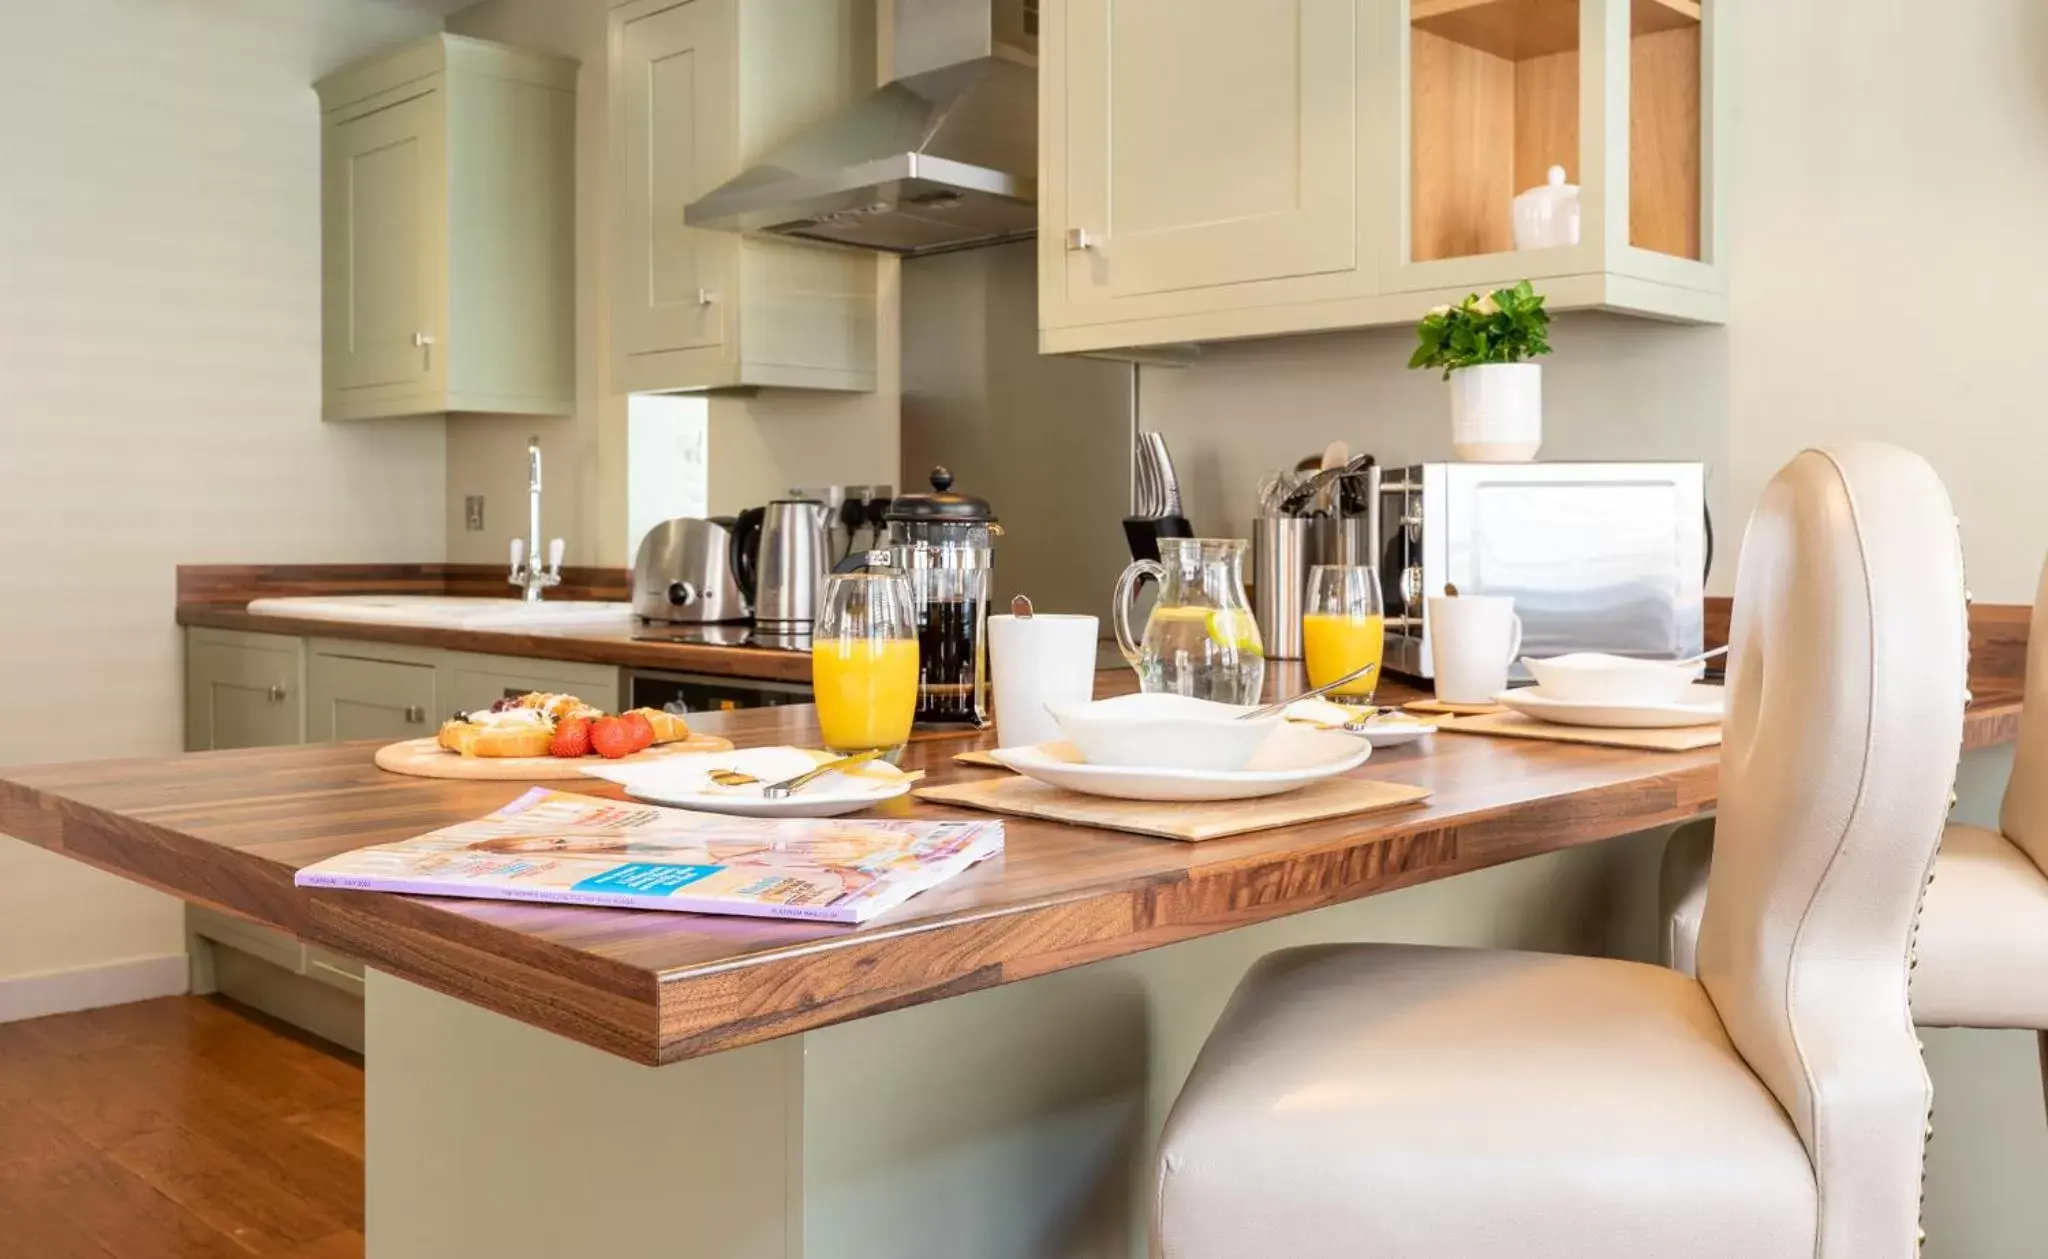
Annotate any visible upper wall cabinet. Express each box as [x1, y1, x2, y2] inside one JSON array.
[[1038, 0, 1723, 355], [316, 35, 578, 421], [609, 0, 879, 394]]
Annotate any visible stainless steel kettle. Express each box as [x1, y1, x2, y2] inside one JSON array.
[[753, 498, 834, 628]]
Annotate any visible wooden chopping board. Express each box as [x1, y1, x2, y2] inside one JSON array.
[[913, 775, 1431, 842], [373, 733, 735, 781], [1436, 711, 1721, 752]]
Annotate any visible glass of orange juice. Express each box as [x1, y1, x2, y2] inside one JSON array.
[[812, 572, 920, 758], [1302, 564, 1385, 704]]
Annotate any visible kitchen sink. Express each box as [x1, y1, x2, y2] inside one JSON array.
[[245, 595, 635, 630]]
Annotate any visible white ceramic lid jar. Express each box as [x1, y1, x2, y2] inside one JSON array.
[[1512, 165, 1580, 251]]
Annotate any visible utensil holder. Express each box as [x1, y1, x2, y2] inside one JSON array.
[[1253, 517, 1311, 660]]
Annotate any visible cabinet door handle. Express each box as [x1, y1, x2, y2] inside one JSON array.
[[1065, 228, 1097, 252], [694, 288, 718, 306], [403, 705, 426, 725], [413, 331, 436, 370], [267, 685, 288, 703]]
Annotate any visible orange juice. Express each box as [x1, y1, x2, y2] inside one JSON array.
[[812, 637, 919, 751], [1302, 613, 1385, 698]]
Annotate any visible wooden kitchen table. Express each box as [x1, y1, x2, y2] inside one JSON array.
[[0, 682, 2022, 1259]]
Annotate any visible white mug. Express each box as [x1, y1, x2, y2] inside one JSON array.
[[988, 613, 1100, 748], [1427, 595, 1524, 705]]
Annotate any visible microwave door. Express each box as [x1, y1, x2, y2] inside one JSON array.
[[1444, 468, 1705, 662]]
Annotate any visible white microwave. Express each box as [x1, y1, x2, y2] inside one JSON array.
[[1377, 462, 1709, 680]]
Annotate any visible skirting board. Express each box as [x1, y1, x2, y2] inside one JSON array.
[[0, 953, 188, 1024]]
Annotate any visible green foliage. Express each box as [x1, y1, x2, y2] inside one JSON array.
[[1407, 281, 1553, 379]]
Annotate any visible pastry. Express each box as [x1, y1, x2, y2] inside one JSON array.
[[436, 707, 555, 759], [624, 707, 692, 745]]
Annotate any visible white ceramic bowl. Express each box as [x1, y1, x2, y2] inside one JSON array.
[[1519, 653, 1705, 706], [1042, 692, 1281, 772]]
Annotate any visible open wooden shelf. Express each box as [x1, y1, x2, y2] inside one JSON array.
[[1412, 0, 1700, 62], [1410, 0, 1703, 263]]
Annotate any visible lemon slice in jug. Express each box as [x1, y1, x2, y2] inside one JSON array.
[[1205, 609, 1263, 654]]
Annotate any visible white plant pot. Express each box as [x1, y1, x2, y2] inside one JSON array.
[[1448, 362, 1542, 462]]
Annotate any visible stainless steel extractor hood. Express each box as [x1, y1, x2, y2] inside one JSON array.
[[684, 0, 1037, 257]]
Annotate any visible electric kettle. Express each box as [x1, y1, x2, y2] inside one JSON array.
[[752, 498, 834, 629]]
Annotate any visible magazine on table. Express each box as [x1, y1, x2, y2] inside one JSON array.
[[293, 788, 1004, 924]]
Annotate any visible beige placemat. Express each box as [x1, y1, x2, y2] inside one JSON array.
[[912, 775, 1431, 842], [953, 749, 1009, 769], [373, 733, 735, 780], [1436, 711, 1721, 752], [1405, 698, 1507, 717]]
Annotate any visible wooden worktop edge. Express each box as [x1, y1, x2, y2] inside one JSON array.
[[0, 775, 668, 1064], [176, 605, 813, 685], [1, 701, 2021, 1066]]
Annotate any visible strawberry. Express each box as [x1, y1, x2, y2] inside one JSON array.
[[589, 716, 637, 760], [622, 711, 657, 753], [549, 715, 592, 759]]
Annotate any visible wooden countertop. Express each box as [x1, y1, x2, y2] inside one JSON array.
[[0, 674, 2022, 1066], [177, 605, 813, 684], [175, 562, 811, 682]]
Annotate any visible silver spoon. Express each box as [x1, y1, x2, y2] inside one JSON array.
[[1235, 662, 1379, 722]]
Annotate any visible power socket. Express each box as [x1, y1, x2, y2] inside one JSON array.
[[464, 496, 485, 532]]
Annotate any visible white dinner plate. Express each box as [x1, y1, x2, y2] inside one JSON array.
[[990, 724, 1372, 803], [1494, 683, 1726, 729], [581, 748, 915, 818]]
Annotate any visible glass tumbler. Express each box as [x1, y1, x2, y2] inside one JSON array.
[[1302, 564, 1386, 702], [811, 572, 920, 758]]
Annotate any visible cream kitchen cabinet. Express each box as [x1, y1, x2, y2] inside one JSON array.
[[305, 640, 444, 743], [180, 633, 623, 1053], [442, 650, 623, 715], [185, 629, 305, 751], [317, 34, 578, 421], [609, 0, 879, 394], [1037, 0, 1725, 355], [1039, 0, 1378, 351]]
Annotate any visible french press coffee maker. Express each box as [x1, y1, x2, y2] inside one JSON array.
[[882, 468, 1001, 727]]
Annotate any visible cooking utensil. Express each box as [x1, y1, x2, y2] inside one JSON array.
[[762, 749, 881, 798], [1678, 645, 1730, 666], [1236, 661, 1378, 721], [1141, 431, 1184, 518]]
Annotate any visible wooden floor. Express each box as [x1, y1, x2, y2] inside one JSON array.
[[0, 996, 364, 1258]]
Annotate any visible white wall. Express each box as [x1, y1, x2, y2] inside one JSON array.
[[1134, 3, 2048, 1254], [0, 0, 449, 1012]]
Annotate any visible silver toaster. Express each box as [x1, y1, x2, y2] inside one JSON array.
[[1378, 462, 1708, 679], [632, 517, 754, 624]]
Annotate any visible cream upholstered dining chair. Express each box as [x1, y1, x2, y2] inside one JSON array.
[[1152, 445, 1969, 1259], [1664, 556, 2048, 1053]]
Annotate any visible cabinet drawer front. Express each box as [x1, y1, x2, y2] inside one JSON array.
[[186, 639, 303, 751], [325, 89, 446, 397], [308, 652, 442, 743], [1061, 0, 1360, 301], [613, 0, 735, 359], [443, 653, 622, 716]]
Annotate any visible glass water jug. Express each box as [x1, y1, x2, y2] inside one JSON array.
[[1113, 537, 1266, 705]]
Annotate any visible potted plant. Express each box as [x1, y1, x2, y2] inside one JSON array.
[[1408, 280, 1553, 461]]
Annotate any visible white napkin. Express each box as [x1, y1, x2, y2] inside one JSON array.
[[579, 747, 911, 799], [1283, 699, 1432, 731]]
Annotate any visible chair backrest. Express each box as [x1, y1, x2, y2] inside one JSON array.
[[1698, 445, 1967, 1259], [2000, 558, 2048, 862]]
